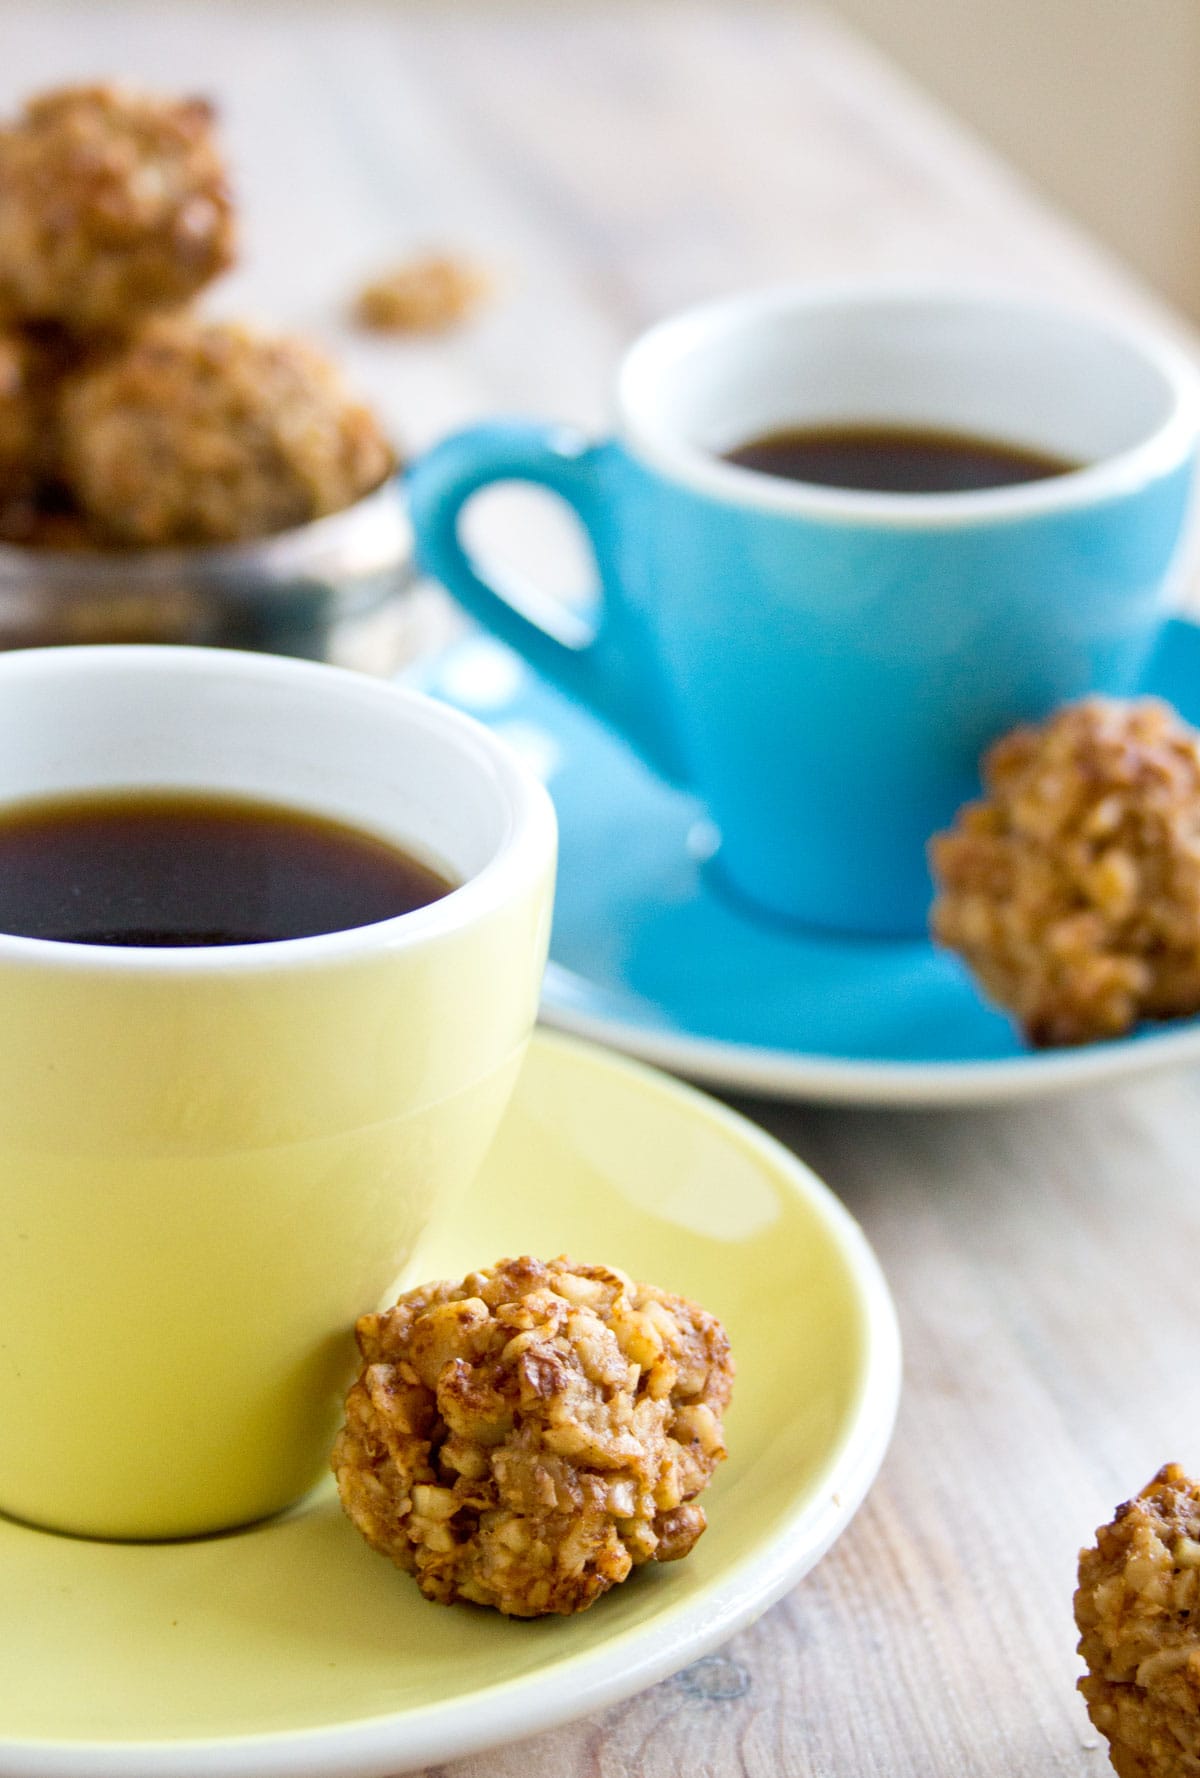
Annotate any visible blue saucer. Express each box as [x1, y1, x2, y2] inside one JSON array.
[[408, 618, 1200, 1104]]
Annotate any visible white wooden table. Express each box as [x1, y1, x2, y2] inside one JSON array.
[[4, 5, 1199, 1772]]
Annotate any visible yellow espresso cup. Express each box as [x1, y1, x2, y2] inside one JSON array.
[[0, 646, 556, 1540]]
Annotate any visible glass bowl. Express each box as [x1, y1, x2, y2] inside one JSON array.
[[0, 477, 416, 672]]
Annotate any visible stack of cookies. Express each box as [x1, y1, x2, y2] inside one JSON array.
[[0, 83, 393, 551]]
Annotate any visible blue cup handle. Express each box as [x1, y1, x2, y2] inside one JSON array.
[[406, 421, 685, 784]]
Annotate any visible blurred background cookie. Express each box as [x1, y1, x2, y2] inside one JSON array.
[[62, 316, 395, 546], [0, 83, 235, 334]]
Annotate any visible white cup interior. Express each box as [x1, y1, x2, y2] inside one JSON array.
[[619, 288, 1200, 514], [0, 648, 527, 923]]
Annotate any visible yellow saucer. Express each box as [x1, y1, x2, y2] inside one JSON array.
[[0, 1031, 900, 1778]]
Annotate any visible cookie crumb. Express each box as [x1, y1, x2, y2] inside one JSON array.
[[353, 253, 491, 334]]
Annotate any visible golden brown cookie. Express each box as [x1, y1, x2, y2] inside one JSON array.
[[61, 317, 394, 545], [1077, 1466, 1200, 1778], [930, 699, 1200, 1045], [332, 1255, 734, 1616], [0, 83, 235, 332]]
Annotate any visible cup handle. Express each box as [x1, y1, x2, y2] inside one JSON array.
[[406, 421, 685, 784]]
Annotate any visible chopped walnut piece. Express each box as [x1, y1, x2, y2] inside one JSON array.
[[332, 1255, 734, 1616], [930, 699, 1200, 1045], [0, 83, 235, 331], [1076, 1465, 1200, 1778], [353, 254, 491, 334]]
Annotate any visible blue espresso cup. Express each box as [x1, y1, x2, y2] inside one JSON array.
[[408, 286, 1200, 935]]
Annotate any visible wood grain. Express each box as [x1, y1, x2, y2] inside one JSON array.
[[3, 4, 1197, 1772]]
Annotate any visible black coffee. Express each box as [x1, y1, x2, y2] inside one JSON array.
[[723, 423, 1079, 493], [0, 790, 455, 946]]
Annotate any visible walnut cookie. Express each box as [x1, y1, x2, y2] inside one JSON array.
[[0, 82, 396, 554], [1076, 1466, 1200, 1778], [0, 83, 235, 333], [332, 1255, 734, 1617], [930, 698, 1200, 1046], [62, 316, 394, 546]]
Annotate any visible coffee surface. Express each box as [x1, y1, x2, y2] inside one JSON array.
[[0, 791, 454, 946], [724, 423, 1079, 493]]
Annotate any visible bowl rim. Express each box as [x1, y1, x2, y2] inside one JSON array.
[[0, 476, 412, 584]]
